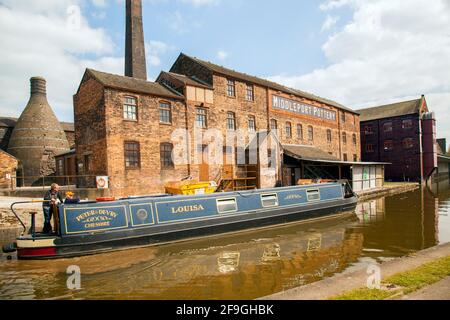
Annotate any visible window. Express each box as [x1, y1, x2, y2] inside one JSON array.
[[124, 141, 140, 169], [196, 108, 208, 129], [327, 129, 332, 143], [261, 194, 279, 207], [227, 112, 236, 131], [123, 97, 137, 121], [383, 122, 393, 133], [227, 79, 236, 97], [246, 84, 254, 101], [217, 198, 238, 213], [353, 154, 358, 162], [352, 134, 357, 146], [364, 125, 374, 135], [307, 190, 320, 202], [342, 132, 347, 145], [402, 138, 414, 149], [366, 144, 374, 153], [248, 116, 256, 132], [159, 102, 172, 124], [297, 124, 303, 140], [384, 140, 394, 151], [160, 143, 174, 169], [402, 119, 413, 129], [308, 126, 314, 141], [341, 112, 346, 123], [84, 154, 91, 173], [285, 122, 292, 138], [270, 119, 278, 131], [343, 153, 348, 161]]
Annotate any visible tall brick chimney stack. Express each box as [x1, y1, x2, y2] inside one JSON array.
[[125, 0, 147, 80]]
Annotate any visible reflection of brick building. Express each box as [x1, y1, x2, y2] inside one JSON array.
[[358, 96, 437, 182]]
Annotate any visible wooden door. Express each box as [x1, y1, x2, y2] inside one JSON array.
[[199, 145, 209, 182]]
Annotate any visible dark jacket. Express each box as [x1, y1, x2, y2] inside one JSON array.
[[43, 190, 64, 208]]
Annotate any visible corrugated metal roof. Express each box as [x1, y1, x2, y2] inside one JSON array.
[[179, 53, 358, 114], [86, 69, 184, 100], [283, 144, 340, 162], [357, 99, 422, 122]]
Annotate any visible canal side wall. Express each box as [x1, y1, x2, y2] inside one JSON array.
[[259, 242, 450, 300], [356, 182, 419, 202]]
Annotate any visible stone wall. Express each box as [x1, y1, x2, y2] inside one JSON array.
[[0, 150, 18, 189]]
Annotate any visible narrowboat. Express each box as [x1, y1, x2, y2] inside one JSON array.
[[3, 181, 357, 260]]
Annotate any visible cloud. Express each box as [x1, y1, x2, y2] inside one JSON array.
[[217, 50, 229, 61], [180, 0, 220, 7], [0, 0, 122, 122], [321, 15, 339, 32], [269, 0, 450, 141], [146, 40, 175, 66]]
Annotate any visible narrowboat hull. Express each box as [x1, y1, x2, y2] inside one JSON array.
[[8, 183, 358, 260]]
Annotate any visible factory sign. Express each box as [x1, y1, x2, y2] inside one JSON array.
[[272, 95, 337, 121]]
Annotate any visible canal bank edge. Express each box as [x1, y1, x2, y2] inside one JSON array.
[[259, 242, 450, 300]]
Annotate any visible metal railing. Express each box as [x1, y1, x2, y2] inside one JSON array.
[[10, 175, 99, 190]]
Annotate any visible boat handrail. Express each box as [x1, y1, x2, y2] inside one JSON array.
[[10, 200, 50, 235]]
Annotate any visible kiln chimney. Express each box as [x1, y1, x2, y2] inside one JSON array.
[[125, 0, 147, 80]]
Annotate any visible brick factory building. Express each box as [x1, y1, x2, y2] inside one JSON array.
[[358, 96, 437, 183], [73, 0, 364, 197]]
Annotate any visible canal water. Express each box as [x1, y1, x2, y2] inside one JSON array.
[[0, 186, 449, 300]]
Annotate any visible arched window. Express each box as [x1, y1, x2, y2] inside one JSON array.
[[352, 134, 357, 146], [342, 132, 347, 145], [297, 124, 303, 140], [308, 126, 314, 141], [285, 122, 292, 138], [327, 129, 332, 143], [270, 119, 278, 131]]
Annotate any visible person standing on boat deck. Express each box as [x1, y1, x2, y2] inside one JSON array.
[[43, 183, 63, 233]]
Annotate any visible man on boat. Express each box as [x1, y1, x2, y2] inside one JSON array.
[[43, 183, 63, 233]]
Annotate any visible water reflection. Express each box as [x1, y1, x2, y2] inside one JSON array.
[[0, 185, 449, 300]]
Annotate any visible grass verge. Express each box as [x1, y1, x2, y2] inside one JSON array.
[[331, 255, 450, 300]]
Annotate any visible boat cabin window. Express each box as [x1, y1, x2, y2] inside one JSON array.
[[307, 190, 321, 202], [261, 194, 279, 208], [217, 199, 238, 213]]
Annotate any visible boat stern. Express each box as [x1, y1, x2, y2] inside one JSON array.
[[14, 236, 59, 260]]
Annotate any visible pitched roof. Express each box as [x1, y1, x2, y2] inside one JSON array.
[[86, 69, 184, 100], [357, 98, 423, 122], [0, 117, 74, 132], [179, 53, 358, 114], [159, 71, 213, 89], [283, 144, 340, 162]]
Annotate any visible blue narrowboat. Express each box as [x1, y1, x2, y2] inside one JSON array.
[[4, 181, 357, 259]]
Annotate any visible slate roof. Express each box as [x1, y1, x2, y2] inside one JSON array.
[[357, 98, 423, 122], [178, 53, 358, 114], [86, 69, 184, 100], [158, 71, 213, 89], [283, 144, 340, 162]]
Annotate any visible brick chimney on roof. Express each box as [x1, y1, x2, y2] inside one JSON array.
[[125, 0, 147, 80]]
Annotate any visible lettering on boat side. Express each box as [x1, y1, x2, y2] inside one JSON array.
[[64, 206, 128, 234], [284, 194, 302, 200], [171, 204, 205, 214]]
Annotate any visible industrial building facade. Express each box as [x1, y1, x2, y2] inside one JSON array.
[[74, 53, 361, 196]]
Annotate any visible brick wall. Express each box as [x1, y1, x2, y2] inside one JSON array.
[[0, 150, 18, 189]]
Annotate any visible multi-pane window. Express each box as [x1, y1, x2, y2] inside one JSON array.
[[383, 122, 393, 133], [123, 97, 137, 121], [327, 129, 332, 143], [364, 125, 374, 135], [124, 141, 140, 169], [342, 132, 347, 145], [353, 134, 357, 146], [297, 124, 303, 140], [270, 119, 278, 131], [196, 108, 208, 128], [160, 143, 174, 169], [402, 119, 413, 129], [246, 84, 254, 101], [384, 140, 394, 151], [227, 79, 236, 97], [366, 144, 374, 153], [248, 116, 256, 132], [227, 112, 236, 131], [159, 102, 172, 124], [308, 126, 314, 141], [403, 138, 414, 149], [343, 153, 348, 162], [285, 122, 292, 138], [341, 112, 346, 123]]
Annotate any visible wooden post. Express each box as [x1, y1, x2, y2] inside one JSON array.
[[52, 204, 60, 234]]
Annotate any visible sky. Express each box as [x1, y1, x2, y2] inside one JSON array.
[[0, 0, 449, 148]]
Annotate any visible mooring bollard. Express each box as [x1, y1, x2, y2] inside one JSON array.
[[29, 211, 37, 240]]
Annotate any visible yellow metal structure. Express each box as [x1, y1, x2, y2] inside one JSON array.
[[165, 181, 218, 196]]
